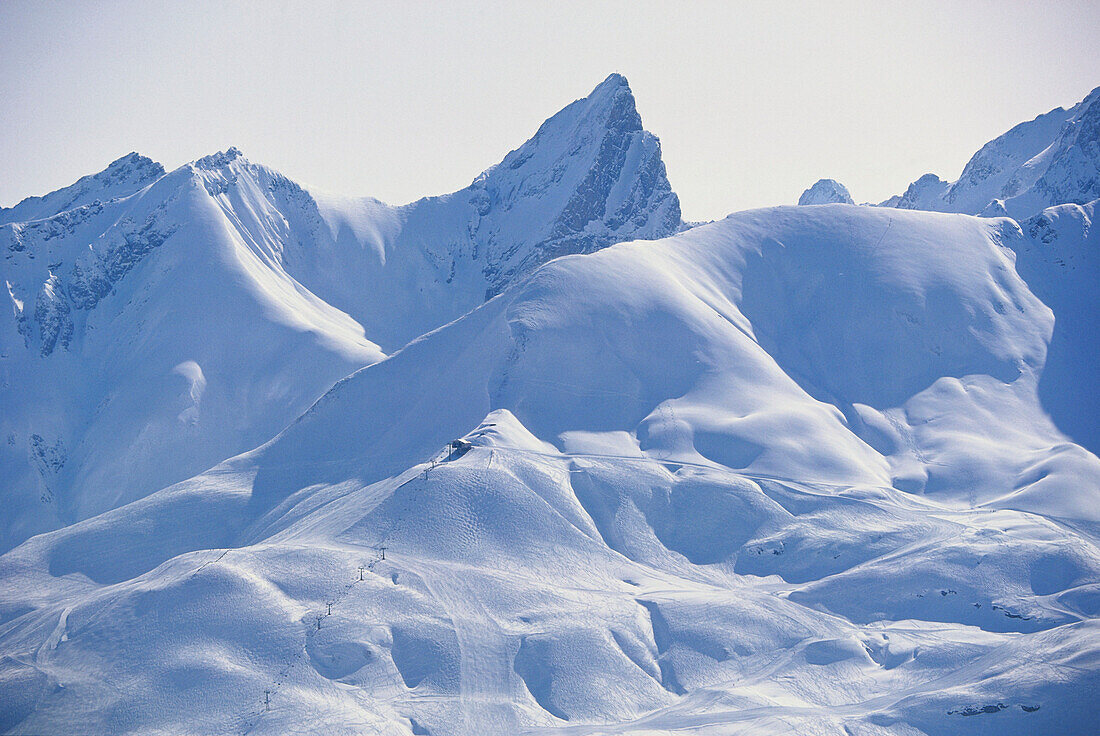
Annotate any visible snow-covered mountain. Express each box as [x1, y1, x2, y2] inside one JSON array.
[[838, 85, 1100, 455], [879, 86, 1100, 219], [797, 178, 854, 205], [809, 87, 1099, 218], [284, 71, 681, 349], [2, 75, 1099, 736], [0, 153, 385, 552], [0, 74, 681, 553], [2, 203, 1097, 735], [0, 152, 166, 227]]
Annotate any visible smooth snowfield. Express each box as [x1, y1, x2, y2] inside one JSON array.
[[1, 205, 1097, 735]]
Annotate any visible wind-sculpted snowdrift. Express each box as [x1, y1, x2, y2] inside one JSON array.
[[1, 204, 1097, 735]]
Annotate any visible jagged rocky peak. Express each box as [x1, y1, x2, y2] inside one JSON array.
[[1028, 85, 1100, 208], [481, 72, 680, 229], [493, 73, 645, 176], [183, 147, 315, 217], [942, 104, 1074, 214], [0, 152, 165, 226], [471, 73, 682, 296], [189, 146, 250, 190], [99, 151, 163, 183], [2, 152, 181, 358], [193, 146, 245, 170], [798, 178, 854, 205]]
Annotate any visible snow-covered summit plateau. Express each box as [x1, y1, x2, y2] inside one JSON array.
[[1, 76, 1098, 735]]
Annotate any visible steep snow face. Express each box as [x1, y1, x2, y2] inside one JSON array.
[[737, 209, 1045, 408], [883, 86, 1100, 219], [877, 87, 1100, 457], [0, 153, 165, 226], [798, 178, 854, 205], [3, 204, 1096, 735]]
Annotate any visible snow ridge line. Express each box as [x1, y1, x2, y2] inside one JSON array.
[[473, 444, 886, 497]]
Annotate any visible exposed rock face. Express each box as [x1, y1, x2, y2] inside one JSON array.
[[797, 178, 854, 205], [942, 105, 1072, 215], [186, 73, 684, 350], [4, 76, 682, 359], [473, 73, 682, 296], [4, 192, 178, 356], [31, 274, 71, 356], [1028, 87, 1100, 209]]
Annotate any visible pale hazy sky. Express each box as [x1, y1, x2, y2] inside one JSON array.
[[2, 1, 1098, 221]]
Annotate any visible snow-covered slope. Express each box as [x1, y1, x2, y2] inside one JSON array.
[[0, 155, 385, 552], [798, 178, 854, 205], [3, 204, 1096, 735], [881, 86, 1100, 220], [0, 75, 682, 553]]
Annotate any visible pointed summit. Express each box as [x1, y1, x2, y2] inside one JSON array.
[[472, 73, 681, 295], [574, 72, 641, 130], [496, 73, 644, 175], [597, 71, 630, 89], [259, 73, 684, 350], [0, 152, 164, 225], [798, 179, 854, 205]]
